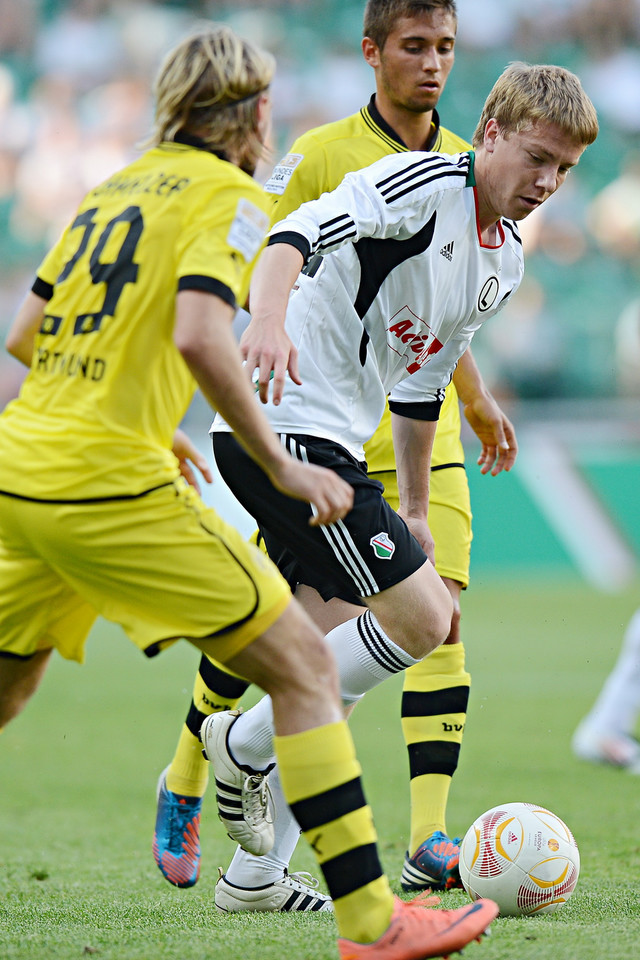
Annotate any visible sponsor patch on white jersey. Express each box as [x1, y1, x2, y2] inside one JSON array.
[[387, 305, 444, 375], [264, 153, 304, 195], [227, 198, 270, 261]]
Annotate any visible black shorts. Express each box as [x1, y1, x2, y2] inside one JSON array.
[[212, 432, 427, 602]]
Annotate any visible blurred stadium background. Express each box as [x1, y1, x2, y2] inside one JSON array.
[[1, 0, 639, 589]]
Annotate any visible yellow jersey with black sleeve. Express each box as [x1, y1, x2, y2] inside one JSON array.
[[264, 96, 469, 473], [0, 142, 270, 502]]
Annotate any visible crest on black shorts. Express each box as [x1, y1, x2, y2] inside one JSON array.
[[370, 532, 395, 560]]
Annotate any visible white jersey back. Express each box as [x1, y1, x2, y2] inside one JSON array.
[[215, 151, 524, 460]]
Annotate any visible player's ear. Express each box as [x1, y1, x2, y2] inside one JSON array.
[[362, 36, 381, 68], [483, 118, 501, 153]]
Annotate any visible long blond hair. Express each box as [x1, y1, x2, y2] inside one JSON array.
[[149, 24, 275, 166]]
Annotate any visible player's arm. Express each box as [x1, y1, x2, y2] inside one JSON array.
[[7, 220, 75, 366], [174, 289, 352, 525], [5, 291, 47, 366], [242, 241, 305, 405], [268, 152, 443, 257], [391, 412, 438, 564], [247, 156, 423, 405], [242, 145, 324, 386], [453, 348, 518, 476]]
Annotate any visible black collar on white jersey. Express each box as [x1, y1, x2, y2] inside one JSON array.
[[365, 94, 441, 152]]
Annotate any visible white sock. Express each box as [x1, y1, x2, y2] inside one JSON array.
[[583, 608, 640, 737], [224, 767, 301, 887], [227, 695, 276, 771], [325, 608, 421, 703], [228, 609, 421, 769]]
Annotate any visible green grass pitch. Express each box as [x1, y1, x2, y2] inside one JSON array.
[[2, 579, 639, 959]]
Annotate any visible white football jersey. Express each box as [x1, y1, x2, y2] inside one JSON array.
[[214, 150, 524, 460]]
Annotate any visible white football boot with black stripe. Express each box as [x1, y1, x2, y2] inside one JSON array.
[[200, 710, 275, 856], [214, 868, 333, 913]]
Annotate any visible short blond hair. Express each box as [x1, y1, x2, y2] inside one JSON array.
[[472, 62, 598, 148], [150, 24, 275, 163]]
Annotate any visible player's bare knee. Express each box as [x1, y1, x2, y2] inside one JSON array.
[[408, 576, 453, 654], [370, 589, 451, 660], [417, 595, 453, 654]]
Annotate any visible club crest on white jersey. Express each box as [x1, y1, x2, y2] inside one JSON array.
[[477, 276, 500, 312]]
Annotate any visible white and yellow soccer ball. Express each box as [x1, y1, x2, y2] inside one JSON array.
[[459, 801, 580, 917]]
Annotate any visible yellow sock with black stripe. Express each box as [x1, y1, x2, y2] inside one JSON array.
[[166, 654, 250, 797], [275, 720, 394, 944], [401, 642, 470, 853]]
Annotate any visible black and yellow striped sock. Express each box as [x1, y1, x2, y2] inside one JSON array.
[[166, 654, 250, 797], [275, 720, 394, 943], [401, 642, 470, 853]]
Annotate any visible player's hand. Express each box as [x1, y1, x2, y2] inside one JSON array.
[[240, 317, 301, 406], [269, 458, 354, 526], [172, 427, 213, 495], [463, 395, 518, 476], [398, 513, 436, 566]]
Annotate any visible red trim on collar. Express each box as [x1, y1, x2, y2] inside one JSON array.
[[473, 186, 505, 248]]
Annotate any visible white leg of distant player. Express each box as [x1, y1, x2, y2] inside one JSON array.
[[582, 608, 640, 736], [573, 608, 640, 770]]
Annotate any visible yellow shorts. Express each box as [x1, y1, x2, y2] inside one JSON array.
[[372, 467, 472, 587], [0, 479, 290, 663]]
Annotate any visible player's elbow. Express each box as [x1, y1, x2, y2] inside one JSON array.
[[5, 330, 19, 358], [173, 316, 208, 367], [5, 330, 31, 366], [173, 328, 200, 364]]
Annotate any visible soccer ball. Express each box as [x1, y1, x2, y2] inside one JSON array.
[[459, 801, 580, 917]]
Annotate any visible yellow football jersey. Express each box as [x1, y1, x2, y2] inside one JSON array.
[[264, 98, 469, 471], [0, 143, 270, 500]]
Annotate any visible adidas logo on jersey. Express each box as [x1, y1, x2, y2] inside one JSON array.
[[440, 241, 454, 261]]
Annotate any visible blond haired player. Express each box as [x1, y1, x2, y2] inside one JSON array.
[[199, 64, 597, 960], [0, 24, 500, 960], [154, 0, 518, 906]]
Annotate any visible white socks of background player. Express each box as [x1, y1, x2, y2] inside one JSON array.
[[580, 607, 640, 737], [227, 608, 421, 771]]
